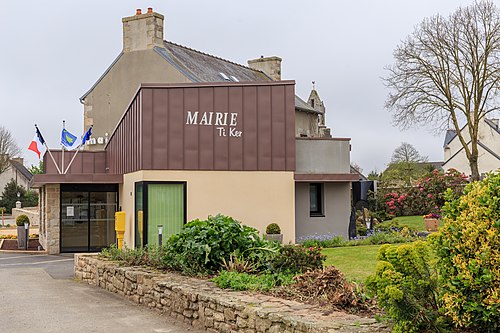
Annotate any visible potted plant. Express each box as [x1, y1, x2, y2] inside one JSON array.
[[423, 213, 440, 232], [16, 214, 30, 249], [265, 223, 283, 243]]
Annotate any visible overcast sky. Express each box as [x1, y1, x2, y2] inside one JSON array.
[[0, 0, 479, 173]]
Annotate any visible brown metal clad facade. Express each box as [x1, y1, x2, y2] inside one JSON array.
[[43, 150, 107, 174], [106, 81, 296, 174], [106, 94, 142, 174]]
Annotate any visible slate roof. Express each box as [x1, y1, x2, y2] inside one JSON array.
[[81, 40, 315, 112], [10, 160, 33, 181], [443, 129, 457, 148], [294, 95, 320, 114], [157, 42, 271, 82]]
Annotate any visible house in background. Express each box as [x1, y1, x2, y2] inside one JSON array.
[[33, 8, 356, 254], [0, 158, 32, 198], [443, 118, 500, 177]]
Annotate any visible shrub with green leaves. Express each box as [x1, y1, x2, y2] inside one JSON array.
[[430, 172, 500, 331], [270, 245, 325, 274], [162, 214, 267, 275], [101, 244, 163, 267], [16, 214, 30, 226], [366, 241, 446, 333], [212, 271, 294, 292], [265, 223, 281, 234]]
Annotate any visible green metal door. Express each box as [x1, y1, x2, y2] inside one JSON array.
[[147, 183, 185, 246]]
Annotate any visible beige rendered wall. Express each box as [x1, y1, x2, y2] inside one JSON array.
[[295, 182, 351, 240], [120, 170, 296, 248], [83, 49, 191, 150], [443, 120, 500, 175], [296, 139, 351, 174]]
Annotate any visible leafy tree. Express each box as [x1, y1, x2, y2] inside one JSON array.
[[0, 179, 38, 213], [367, 170, 380, 181], [28, 161, 44, 174], [391, 142, 427, 164], [0, 125, 21, 175], [384, 1, 500, 181], [382, 143, 428, 186]]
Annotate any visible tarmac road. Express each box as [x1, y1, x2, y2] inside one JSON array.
[[0, 253, 206, 333]]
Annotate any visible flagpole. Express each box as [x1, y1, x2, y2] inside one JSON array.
[[64, 145, 82, 174], [62, 120, 65, 174], [35, 125, 62, 174], [63, 125, 92, 174]]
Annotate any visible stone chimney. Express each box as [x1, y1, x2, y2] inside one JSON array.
[[248, 56, 282, 81], [122, 8, 164, 52]]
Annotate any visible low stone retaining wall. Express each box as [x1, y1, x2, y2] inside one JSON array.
[[12, 207, 39, 226], [75, 254, 389, 333]]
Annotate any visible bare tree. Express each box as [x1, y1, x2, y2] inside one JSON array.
[[384, 0, 500, 180], [0, 125, 21, 174], [391, 142, 428, 164]]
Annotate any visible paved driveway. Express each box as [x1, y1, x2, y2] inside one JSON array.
[[0, 253, 205, 333]]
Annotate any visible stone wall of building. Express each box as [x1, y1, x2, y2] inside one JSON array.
[[39, 184, 60, 254], [75, 254, 389, 333]]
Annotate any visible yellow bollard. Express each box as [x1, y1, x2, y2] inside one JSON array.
[[115, 211, 126, 249]]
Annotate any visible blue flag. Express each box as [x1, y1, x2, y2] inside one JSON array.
[[81, 126, 93, 146], [61, 128, 79, 150]]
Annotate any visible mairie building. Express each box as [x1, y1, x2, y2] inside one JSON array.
[[33, 8, 357, 254]]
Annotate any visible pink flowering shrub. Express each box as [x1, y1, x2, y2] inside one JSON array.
[[380, 169, 468, 217]]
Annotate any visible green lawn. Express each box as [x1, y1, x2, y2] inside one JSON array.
[[383, 215, 444, 232], [322, 245, 381, 282]]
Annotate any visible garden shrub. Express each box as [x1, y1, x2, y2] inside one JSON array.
[[101, 244, 163, 267], [270, 245, 325, 274], [265, 223, 281, 234], [430, 172, 500, 331], [162, 214, 267, 274], [212, 271, 294, 292], [379, 169, 468, 217], [0, 180, 39, 213], [15, 214, 30, 226], [366, 241, 446, 333], [297, 234, 346, 248]]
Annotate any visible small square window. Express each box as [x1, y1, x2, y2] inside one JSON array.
[[310, 183, 324, 216]]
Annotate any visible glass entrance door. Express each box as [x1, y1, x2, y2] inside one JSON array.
[[60, 185, 118, 252], [61, 191, 89, 252]]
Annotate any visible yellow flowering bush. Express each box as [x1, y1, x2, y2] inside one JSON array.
[[431, 172, 500, 330], [365, 241, 446, 333]]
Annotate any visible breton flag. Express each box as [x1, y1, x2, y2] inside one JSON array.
[[28, 126, 47, 159], [61, 128, 79, 150]]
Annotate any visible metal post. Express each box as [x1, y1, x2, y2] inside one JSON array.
[[24, 222, 29, 250], [158, 224, 163, 247]]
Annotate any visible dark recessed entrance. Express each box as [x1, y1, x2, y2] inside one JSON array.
[[60, 184, 118, 252]]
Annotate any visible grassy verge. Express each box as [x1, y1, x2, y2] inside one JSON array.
[[382, 215, 444, 232], [322, 245, 381, 282]]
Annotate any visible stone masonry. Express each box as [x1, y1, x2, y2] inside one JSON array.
[[39, 184, 60, 254], [75, 254, 389, 333]]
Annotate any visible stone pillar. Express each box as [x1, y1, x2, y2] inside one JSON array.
[[41, 184, 60, 254]]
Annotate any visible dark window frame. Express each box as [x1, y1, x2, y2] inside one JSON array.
[[309, 183, 324, 217]]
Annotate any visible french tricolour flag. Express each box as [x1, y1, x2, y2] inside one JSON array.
[[28, 127, 47, 159]]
